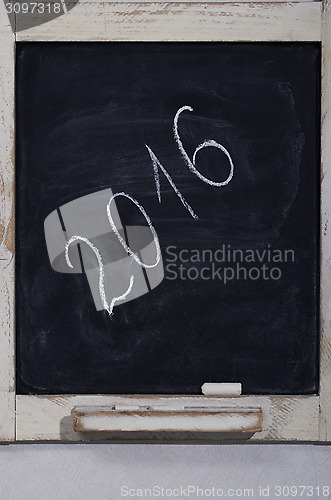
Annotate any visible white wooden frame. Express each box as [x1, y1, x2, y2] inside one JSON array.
[[0, 0, 329, 442]]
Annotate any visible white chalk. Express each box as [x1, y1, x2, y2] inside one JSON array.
[[146, 144, 199, 220], [65, 234, 134, 317], [173, 105, 235, 187], [201, 383, 242, 397], [107, 191, 161, 269]]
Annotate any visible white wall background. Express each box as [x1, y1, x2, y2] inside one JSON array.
[[0, 443, 330, 499]]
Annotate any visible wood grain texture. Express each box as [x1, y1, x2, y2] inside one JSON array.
[[51, 0, 325, 3], [16, 2, 322, 42], [0, 1, 15, 441], [73, 407, 263, 433], [16, 395, 318, 441], [320, 0, 331, 441]]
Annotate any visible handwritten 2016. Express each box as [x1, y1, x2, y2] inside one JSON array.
[[65, 105, 235, 315]]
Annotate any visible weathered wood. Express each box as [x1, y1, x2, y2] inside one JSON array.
[[1, 0, 323, 442], [320, 0, 331, 441], [16, 2, 322, 42], [16, 395, 319, 441], [73, 406, 263, 433], [0, 1, 15, 442], [43, 0, 325, 3]]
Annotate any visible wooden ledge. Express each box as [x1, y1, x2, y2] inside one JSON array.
[[73, 406, 262, 433]]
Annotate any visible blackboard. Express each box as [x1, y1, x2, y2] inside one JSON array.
[[16, 42, 320, 395]]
